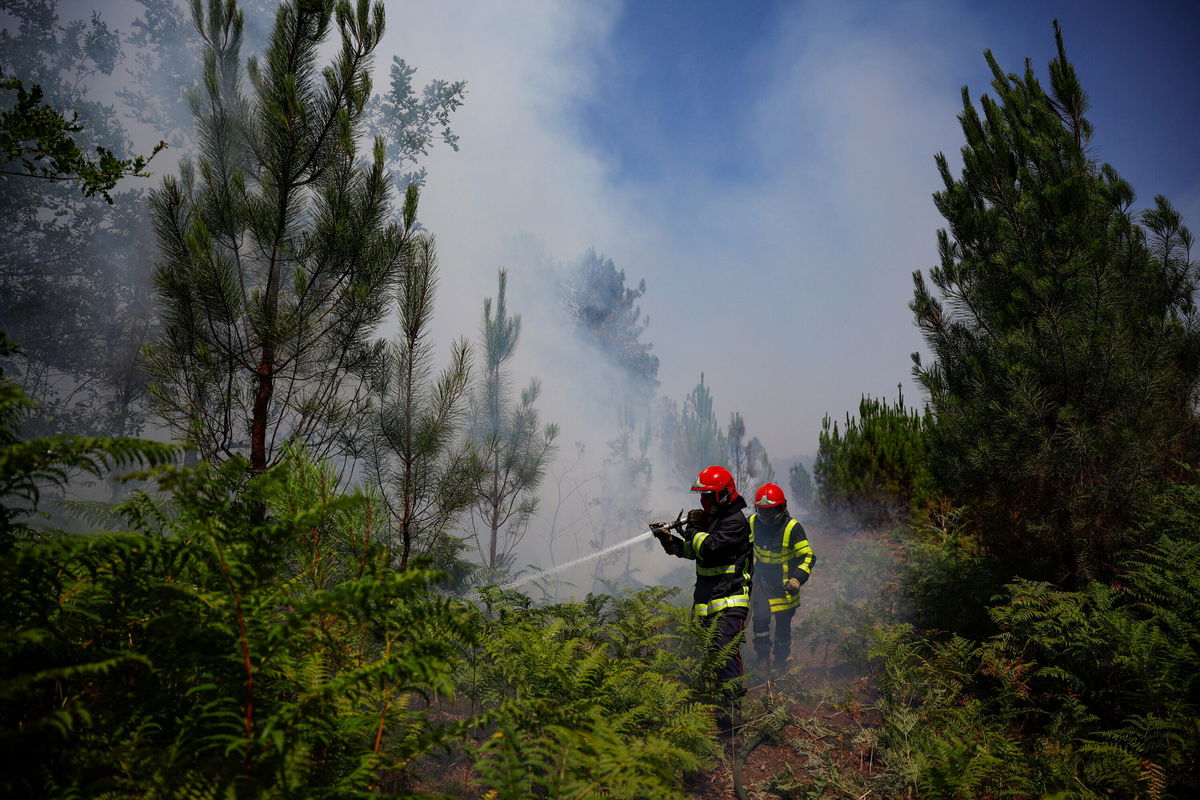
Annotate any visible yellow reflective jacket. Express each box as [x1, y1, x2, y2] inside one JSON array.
[[749, 514, 815, 613]]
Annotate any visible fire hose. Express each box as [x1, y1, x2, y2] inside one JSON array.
[[733, 729, 766, 800]]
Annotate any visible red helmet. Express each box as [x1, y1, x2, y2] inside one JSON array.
[[755, 483, 787, 508], [691, 465, 739, 504]]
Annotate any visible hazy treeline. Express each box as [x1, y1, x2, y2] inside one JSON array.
[[0, 0, 783, 576]]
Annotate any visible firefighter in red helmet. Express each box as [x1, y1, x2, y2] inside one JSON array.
[[749, 483, 815, 673], [651, 465, 753, 733]]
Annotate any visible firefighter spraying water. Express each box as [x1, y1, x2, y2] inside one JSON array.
[[649, 465, 753, 735]]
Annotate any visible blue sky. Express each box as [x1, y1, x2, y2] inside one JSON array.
[[575, 0, 787, 186], [582, 0, 1200, 204]]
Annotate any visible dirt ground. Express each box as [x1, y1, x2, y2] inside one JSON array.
[[684, 657, 882, 799], [685, 524, 886, 799]]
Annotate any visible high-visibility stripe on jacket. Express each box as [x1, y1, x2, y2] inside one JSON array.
[[749, 515, 814, 613], [693, 592, 750, 616], [672, 497, 753, 618]]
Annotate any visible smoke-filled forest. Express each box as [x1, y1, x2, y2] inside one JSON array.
[[3, 1, 1199, 798]]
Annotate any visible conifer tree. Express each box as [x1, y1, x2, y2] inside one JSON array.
[[747, 435, 774, 485], [725, 413, 773, 491], [814, 389, 929, 528], [144, 0, 412, 473], [562, 249, 660, 402], [562, 251, 659, 587], [673, 373, 727, 479], [468, 270, 558, 572], [788, 460, 814, 508], [911, 23, 1200, 582], [362, 234, 479, 570], [727, 411, 749, 489]]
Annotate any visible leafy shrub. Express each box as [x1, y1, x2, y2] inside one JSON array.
[[1, 428, 474, 798], [2, 346, 727, 799], [870, 523, 1200, 798], [464, 587, 718, 798]]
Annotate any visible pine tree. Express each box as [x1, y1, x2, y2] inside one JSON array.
[[119, 0, 465, 185], [562, 250, 659, 587], [788, 461, 814, 508], [562, 249, 660, 403], [727, 412, 749, 489], [727, 416, 774, 492], [673, 373, 727, 479], [468, 270, 558, 573], [910, 22, 1200, 583], [747, 435, 774, 486], [814, 389, 929, 528], [362, 233, 479, 570], [144, 0, 412, 474]]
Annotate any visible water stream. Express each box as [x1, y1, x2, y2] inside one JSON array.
[[500, 529, 656, 591]]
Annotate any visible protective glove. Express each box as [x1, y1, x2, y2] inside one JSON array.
[[659, 533, 685, 556], [783, 576, 804, 594], [686, 508, 711, 526], [651, 525, 685, 556]]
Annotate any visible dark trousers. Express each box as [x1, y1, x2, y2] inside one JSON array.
[[702, 612, 745, 705], [752, 588, 796, 662]]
